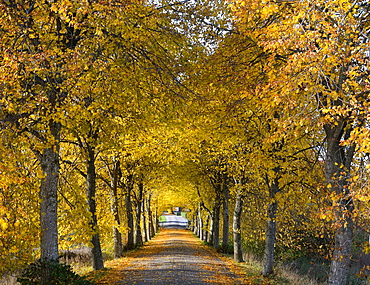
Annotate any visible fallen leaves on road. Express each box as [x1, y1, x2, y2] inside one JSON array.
[[86, 229, 288, 285]]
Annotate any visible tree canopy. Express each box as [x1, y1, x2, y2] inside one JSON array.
[[0, 0, 369, 284]]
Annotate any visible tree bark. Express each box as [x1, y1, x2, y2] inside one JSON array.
[[135, 179, 144, 247], [222, 183, 230, 252], [147, 194, 155, 238], [327, 218, 353, 285], [39, 142, 60, 262], [125, 174, 135, 250], [262, 200, 278, 276], [197, 208, 203, 240], [38, 121, 60, 285], [109, 159, 123, 259], [191, 211, 196, 232], [206, 214, 211, 243], [211, 198, 221, 249], [209, 174, 223, 248], [154, 206, 158, 234], [194, 211, 198, 234], [233, 190, 244, 262], [193, 211, 197, 234], [325, 123, 355, 285], [142, 197, 148, 242], [262, 178, 279, 277], [86, 144, 104, 270]]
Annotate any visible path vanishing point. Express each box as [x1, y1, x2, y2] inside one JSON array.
[[93, 228, 245, 285]]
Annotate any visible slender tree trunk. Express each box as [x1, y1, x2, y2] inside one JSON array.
[[262, 178, 279, 277], [209, 175, 223, 249], [135, 180, 144, 246], [195, 211, 199, 234], [233, 190, 243, 262], [262, 200, 278, 276], [148, 194, 155, 238], [205, 215, 210, 243], [212, 199, 221, 249], [110, 159, 123, 258], [198, 208, 203, 240], [154, 206, 158, 234], [86, 144, 104, 270], [125, 174, 135, 250], [196, 205, 200, 237], [142, 198, 148, 242], [325, 124, 355, 285], [222, 183, 229, 252], [191, 211, 196, 232], [209, 208, 214, 244], [194, 209, 199, 235]]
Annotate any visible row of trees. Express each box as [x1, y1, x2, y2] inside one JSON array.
[[185, 1, 370, 285], [0, 0, 369, 285], [0, 0, 218, 281]]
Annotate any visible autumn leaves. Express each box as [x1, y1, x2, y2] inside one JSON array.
[[0, 1, 369, 285]]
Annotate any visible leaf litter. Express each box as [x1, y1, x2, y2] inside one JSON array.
[[87, 229, 286, 284]]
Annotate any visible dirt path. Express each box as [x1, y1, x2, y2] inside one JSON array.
[[92, 228, 245, 285]]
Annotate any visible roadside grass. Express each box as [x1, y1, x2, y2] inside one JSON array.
[[222, 257, 291, 285], [213, 247, 324, 285], [84, 246, 145, 284], [0, 247, 112, 285], [203, 247, 291, 285]]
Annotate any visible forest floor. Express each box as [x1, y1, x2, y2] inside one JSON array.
[[87, 228, 292, 285]]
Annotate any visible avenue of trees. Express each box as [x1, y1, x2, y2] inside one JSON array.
[[0, 0, 369, 285]]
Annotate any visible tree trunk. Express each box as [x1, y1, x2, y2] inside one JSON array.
[[233, 190, 244, 262], [212, 198, 221, 249], [148, 194, 155, 238], [262, 178, 279, 277], [209, 175, 223, 249], [205, 215, 210, 243], [196, 205, 200, 237], [38, 124, 60, 283], [325, 123, 355, 285], [135, 180, 144, 247], [39, 145, 60, 262], [38, 121, 60, 285], [142, 198, 148, 242], [194, 211, 198, 235], [198, 208, 203, 240], [195, 211, 199, 233], [222, 183, 229, 252], [191, 211, 196, 232], [86, 144, 104, 270], [125, 174, 135, 250], [327, 218, 353, 285], [193, 209, 199, 235], [262, 200, 278, 276], [109, 159, 123, 259], [112, 227, 123, 258], [154, 206, 158, 234]]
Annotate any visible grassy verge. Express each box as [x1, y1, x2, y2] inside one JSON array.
[[215, 251, 324, 285]]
